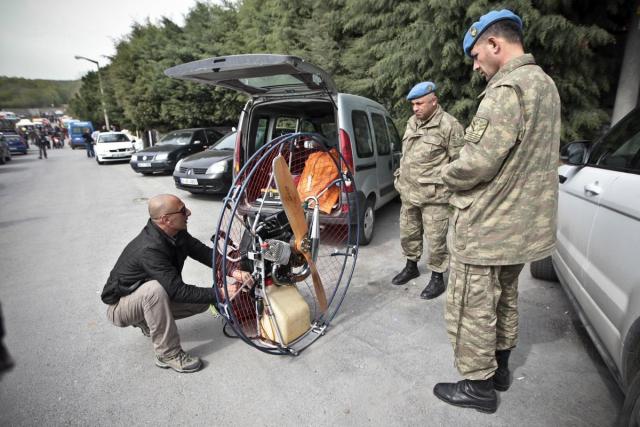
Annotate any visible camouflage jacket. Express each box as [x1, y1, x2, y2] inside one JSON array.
[[394, 105, 464, 205], [442, 54, 561, 265]]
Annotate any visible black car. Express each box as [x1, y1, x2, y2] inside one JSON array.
[[173, 131, 236, 194], [130, 127, 223, 175]]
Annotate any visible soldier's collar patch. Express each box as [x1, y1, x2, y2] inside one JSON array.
[[464, 116, 489, 144]]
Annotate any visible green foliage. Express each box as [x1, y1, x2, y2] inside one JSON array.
[[0, 77, 81, 108], [70, 0, 634, 141]]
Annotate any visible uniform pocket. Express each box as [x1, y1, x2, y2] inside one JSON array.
[[453, 208, 469, 250], [463, 265, 492, 309]]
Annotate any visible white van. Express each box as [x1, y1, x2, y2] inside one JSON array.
[[165, 54, 401, 244]]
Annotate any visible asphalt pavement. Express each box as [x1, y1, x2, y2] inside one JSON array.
[[0, 147, 623, 426]]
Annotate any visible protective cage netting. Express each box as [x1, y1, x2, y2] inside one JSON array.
[[212, 133, 359, 355]]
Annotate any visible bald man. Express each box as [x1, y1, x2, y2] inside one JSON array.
[[101, 194, 251, 373]]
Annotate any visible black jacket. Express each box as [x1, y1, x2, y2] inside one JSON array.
[[101, 220, 216, 305]]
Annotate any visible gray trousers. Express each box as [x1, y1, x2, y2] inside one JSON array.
[[106, 280, 209, 358]]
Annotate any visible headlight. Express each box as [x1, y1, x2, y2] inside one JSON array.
[[175, 159, 184, 172], [207, 161, 227, 174], [155, 153, 169, 161]]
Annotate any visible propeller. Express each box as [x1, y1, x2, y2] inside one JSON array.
[[272, 154, 328, 313]]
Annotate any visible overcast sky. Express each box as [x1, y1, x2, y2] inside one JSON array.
[[1, 0, 203, 80]]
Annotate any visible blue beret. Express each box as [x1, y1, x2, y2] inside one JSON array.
[[406, 81, 437, 101], [462, 9, 523, 57]]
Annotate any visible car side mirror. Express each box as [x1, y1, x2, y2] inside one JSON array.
[[193, 140, 201, 145], [131, 139, 136, 143], [560, 140, 590, 166]]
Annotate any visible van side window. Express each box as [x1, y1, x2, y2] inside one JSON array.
[[255, 118, 269, 150], [589, 109, 640, 173], [371, 113, 390, 155], [351, 110, 374, 158], [273, 117, 297, 138], [386, 117, 402, 153], [300, 120, 316, 133]]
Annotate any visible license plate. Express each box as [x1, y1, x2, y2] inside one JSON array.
[[138, 162, 151, 167], [180, 178, 198, 185]]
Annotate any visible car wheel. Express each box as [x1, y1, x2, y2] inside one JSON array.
[[618, 369, 640, 427], [530, 256, 558, 281], [358, 198, 375, 246]]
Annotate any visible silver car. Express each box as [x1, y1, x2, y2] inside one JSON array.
[[531, 106, 640, 425]]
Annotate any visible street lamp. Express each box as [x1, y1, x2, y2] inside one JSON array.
[[74, 55, 110, 130]]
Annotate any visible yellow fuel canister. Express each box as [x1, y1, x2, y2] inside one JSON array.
[[260, 284, 311, 345]]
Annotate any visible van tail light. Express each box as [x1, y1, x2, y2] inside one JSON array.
[[339, 129, 354, 193], [233, 130, 242, 175]]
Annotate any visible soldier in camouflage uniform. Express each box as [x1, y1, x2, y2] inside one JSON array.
[[392, 82, 464, 300], [433, 10, 561, 413]]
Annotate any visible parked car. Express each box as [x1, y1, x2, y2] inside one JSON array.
[[130, 127, 223, 175], [165, 54, 402, 245], [0, 138, 11, 164], [1, 133, 27, 155], [173, 131, 236, 194], [530, 107, 640, 426], [94, 132, 137, 164]]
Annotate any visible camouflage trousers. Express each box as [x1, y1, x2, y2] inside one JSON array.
[[399, 202, 449, 273], [444, 254, 524, 380]]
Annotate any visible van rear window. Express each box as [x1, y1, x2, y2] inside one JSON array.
[[351, 110, 374, 158]]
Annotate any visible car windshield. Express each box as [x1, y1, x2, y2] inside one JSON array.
[[71, 126, 92, 135], [98, 133, 130, 143], [156, 131, 193, 146], [208, 132, 236, 151]]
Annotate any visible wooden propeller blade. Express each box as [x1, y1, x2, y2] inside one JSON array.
[[272, 155, 328, 313], [272, 155, 308, 250]]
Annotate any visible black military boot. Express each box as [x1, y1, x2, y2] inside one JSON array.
[[391, 259, 420, 285], [433, 379, 497, 413], [420, 272, 445, 299], [493, 349, 511, 391]]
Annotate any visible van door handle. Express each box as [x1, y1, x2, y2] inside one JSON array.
[[584, 182, 601, 197]]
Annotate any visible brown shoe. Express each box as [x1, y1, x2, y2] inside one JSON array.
[[155, 350, 202, 373]]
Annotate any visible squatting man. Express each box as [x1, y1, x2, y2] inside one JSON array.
[[101, 194, 252, 373]]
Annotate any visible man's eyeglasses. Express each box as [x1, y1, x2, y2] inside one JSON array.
[[153, 205, 187, 219]]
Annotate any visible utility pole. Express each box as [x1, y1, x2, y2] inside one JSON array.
[[74, 55, 110, 129]]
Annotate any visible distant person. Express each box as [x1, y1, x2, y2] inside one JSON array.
[[37, 130, 48, 159], [0, 302, 14, 376], [82, 130, 94, 158], [100, 194, 252, 373]]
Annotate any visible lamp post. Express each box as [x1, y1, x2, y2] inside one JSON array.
[[74, 55, 110, 130]]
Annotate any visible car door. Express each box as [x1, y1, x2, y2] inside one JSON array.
[[188, 130, 206, 155], [369, 110, 395, 205], [579, 109, 640, 368]]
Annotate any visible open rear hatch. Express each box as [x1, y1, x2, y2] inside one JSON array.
[[165, 54, 337, 98]]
